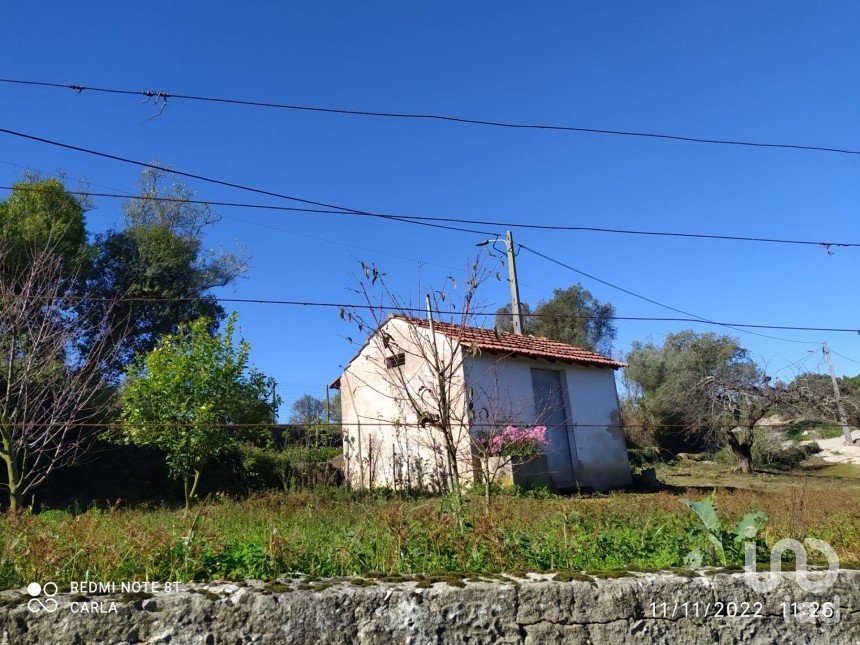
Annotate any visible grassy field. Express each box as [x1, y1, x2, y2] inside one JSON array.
[[656, 456, 860, 490], [1, 480, 857, 590]]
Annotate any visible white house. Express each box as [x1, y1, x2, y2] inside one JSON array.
[[331, 315, 632, 492]]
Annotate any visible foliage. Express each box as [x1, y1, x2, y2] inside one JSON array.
[[495, 284, 616, 353], [624, 330, 799, 473], [0, 176, 88, 281], [680, 495, 768, 567], [240, 444, 341, 490], [627, 447, 673, 470], [782, 419, 845, 441], [749, 430, 821, 470], [784, 373, 860, 427], [84, 167, 247, 377], [625, 330, 750, 431], [120, 314, 275, 507], [0, 487, 856, 589], [842, 374, 860, 423], [289, 394, 327, 425]]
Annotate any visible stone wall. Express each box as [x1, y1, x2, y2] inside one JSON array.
[[1, 569, 857, 644]]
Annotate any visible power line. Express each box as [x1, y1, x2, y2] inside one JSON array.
[[0, 142, 850, 343], [0, 164, 546, 298], [12, 294, 860, 334], [829, 349, 860, 365], [0, 127, 498, 237], [774, 351, 817, 376], [0, 172, 512, 287], [2, 420, 833, 429], [2, 77, 859, 157], [519, 244, 820, 345], [4, 183, 858, 250]]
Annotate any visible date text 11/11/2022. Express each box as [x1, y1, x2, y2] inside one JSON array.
[[648, 598, 840, 623]]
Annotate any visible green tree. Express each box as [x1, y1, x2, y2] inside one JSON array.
[[495, 285, 616, 353], [289, 394, 327, 426], [289, 393, 341, 446], [0, 176, 88, 280], [120, 314, 275, 507], [843, 375, 860, 425], [84, 167, 247, 377], [626, 331, 748, 425], [625, 330, 794, 473]]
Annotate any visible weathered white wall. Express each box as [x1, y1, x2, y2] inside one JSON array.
[[339, 318, 471, 490], [464, 354, 631, 491]]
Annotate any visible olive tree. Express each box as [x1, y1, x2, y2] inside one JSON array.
[[625, 330, 813, 473], [495, 284, 616, 354], [120, 314, 275, 507]]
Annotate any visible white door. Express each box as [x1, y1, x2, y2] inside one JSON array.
[[530, 368, 575, 488]]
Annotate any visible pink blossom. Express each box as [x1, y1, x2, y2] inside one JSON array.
[[479, 424, 549, 457]]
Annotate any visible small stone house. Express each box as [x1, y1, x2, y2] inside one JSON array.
[[331, 316, 631, 492]]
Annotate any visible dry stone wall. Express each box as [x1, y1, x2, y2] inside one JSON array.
[[1, 569, 857, 644]]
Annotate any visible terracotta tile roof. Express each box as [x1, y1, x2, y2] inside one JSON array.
[[402, 316, 626, 369]]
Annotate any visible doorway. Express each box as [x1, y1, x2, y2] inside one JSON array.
[[530, 368, 575, 488]]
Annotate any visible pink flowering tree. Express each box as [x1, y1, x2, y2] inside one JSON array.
[[473, 424, 549, 506]]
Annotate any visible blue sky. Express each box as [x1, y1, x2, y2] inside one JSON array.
[[1, 3, 858, 415]]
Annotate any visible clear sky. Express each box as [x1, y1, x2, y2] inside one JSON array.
[[1, 3, 858, 416]]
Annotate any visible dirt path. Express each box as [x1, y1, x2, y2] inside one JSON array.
[[808, 429, 860, 465]]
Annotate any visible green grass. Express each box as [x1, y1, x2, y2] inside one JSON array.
[[783, 419, 844, 441], [0, 485, 857, 590], [813, 464, 860, 479]]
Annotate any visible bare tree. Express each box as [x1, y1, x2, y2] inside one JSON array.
[[0, 244, 128, 510], [787, 372, 859, 425], [343, 258, 500, 508]]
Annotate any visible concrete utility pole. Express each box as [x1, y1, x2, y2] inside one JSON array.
[[823, 341, 855, 445], [505, 230, 524, 335], [425, 293, 435, 331], [476, 230, 525, 335]]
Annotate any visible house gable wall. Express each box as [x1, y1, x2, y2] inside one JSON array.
[[339, 318, 469, 490]]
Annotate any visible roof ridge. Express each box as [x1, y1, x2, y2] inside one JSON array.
[[397, 315, 625, 368]]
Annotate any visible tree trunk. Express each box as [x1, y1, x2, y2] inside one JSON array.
[[483, 458, 492, 515], [725, 429, 754, 474], [184, 468, 202, 510], [1, 431, 23, 511], [3, 457, 23, 511], [730, 442, 754, 473]]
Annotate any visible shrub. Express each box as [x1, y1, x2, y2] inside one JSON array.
[[627, 447, 672, 469], [752, 428, 820, 470], [783, 419, 844, 441], [240, 445, 341, 490]]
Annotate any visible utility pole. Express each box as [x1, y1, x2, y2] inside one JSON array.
[[425, 293, 435, 331], [505, 230, 524, 335], [823, 341, 855, 445], [269, 377, 277, 425]]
